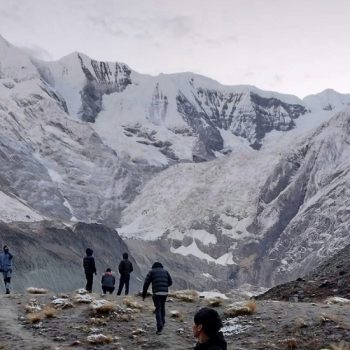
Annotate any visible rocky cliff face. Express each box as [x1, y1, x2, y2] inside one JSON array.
[[257, 243, 350, 301], [0, 221, 142, 292], [238, 109, 350, 286]]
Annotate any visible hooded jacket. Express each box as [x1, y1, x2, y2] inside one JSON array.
[[0, 250, 13, 272], [83, 249, 96, 274], [118, 258, 133, 276], [194, 332, 227, 350], [142, 262, 172, 298]]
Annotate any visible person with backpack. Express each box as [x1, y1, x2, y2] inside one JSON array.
[[101, 268, 116, 294], [192, 307, 227, 350], [142, 262, 172, 334], [0, 245, 13, 294], [83, 248, 96, 293], [117, 252, 133, 295]]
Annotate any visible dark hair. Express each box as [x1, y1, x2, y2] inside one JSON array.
[[194, 307, 223, 338], [123, 252, 128, 259], [86, 248, 93, 256], [106, 268, 111, 272]]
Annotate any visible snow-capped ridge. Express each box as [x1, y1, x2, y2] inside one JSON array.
[[303, 89, 350, 112]]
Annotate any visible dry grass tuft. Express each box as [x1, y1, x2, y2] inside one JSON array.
[[123, 297, 143, 310], [245, 299, 257, 313], [42, 306, 57, 318], [26, 287, 49, 295], [90, 300, 115, 315], [26, 312, 45, 324], [87, 334, 112, 344], [207, 298, 223, 307], [285, 338, 298, 349], [330, 341, 350, 350], [169, 290, 199, 302], [224, 299, 257, 318]]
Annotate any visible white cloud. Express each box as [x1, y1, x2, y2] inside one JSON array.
[[0, 0, 350, 97]]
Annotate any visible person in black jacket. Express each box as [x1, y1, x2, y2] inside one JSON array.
[[117, 252, 133, 295], [192, 307, 227, 350], [83, 248, 96, 293], [142, 262, 172, 334]]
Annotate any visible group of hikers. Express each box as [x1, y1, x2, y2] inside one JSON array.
[[83, 249, 133, 295], [0, 245, 226, 349], [83, 248, 227, 349]]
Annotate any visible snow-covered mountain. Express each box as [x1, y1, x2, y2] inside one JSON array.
[[1, 34, 349, 290]]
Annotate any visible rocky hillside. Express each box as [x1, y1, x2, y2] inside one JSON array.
[[257, 243, 350, 302], [0, 221, 142, 292], [0, 289, 349, 350]]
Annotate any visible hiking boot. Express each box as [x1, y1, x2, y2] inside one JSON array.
[[156, 327, 163, 335], [6, 289, 10, 294]]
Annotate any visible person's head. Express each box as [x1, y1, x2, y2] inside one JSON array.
[[193, 307, 223, 341], [106, 268, 111, 273], [3, 245, 9, 253], [86, 248, 93, 256], [123, 252, 128, 259], [151, 262, 163, 269]]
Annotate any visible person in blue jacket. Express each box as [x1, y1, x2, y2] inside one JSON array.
[[0, 245, 13, 294]]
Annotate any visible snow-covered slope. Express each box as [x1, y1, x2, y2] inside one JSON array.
[[303, 89, 350, 112], [0, 36, 149, 226], [1, 34, 349, 289], [33, 51, 312, 166], [120, 108, 350, 287]]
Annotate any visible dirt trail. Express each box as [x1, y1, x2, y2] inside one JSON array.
[[0, 295, 56, 350]]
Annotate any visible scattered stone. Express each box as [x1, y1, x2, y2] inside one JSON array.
[[87, 333, 112, 344], [90, 299, 115, 314], [75, 288, 88, 295], [132, 328, 146, 335], [73, 294, 93, 304], [325, 297, 350, 305]]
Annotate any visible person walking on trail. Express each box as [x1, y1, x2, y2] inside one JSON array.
[[0, 245, 13, 294], [192, 307, 227, 350], [117, 252, 133, 295], [142, 262, 172, 334], [101, 268, 115, 294], [83, 248, 96, 293]]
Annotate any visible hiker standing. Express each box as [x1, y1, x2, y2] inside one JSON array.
[[0, 245, 13, 294], [83, 248, 96, 293], [101, 268, 115, 294], [192, 307, 227, 350], [142, 262, 172, 334], [117, 252, 133, 295]]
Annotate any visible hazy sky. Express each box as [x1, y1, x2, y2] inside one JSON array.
[[0, 0, 349, 97]]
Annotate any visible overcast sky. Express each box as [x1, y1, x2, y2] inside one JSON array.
[[0, 0, 349, 97]]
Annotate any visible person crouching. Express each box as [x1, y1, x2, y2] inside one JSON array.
[[101, 268, 115, 294]]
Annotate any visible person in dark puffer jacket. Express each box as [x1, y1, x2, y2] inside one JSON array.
[[142, 262, 172, 334], [117, 252, 133, 295], [83, 248, 96, 293], [101, 268, 115, 294], [193, 307, 227, 350]]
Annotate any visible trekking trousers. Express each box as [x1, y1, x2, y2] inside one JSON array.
[[117, 274, 130, 295], [152, 294, 167, 331]]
